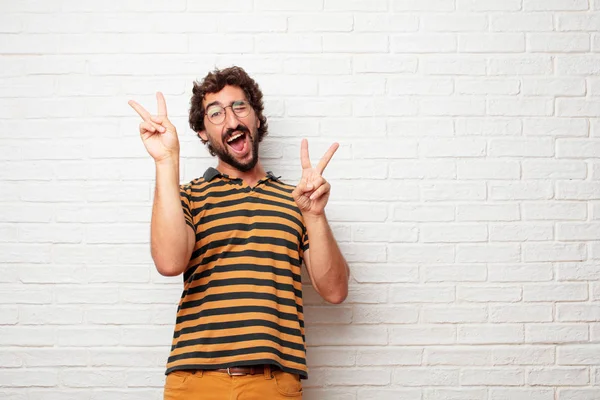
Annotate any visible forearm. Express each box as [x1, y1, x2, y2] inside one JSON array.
[[304, 213, 349, 304], [151, 158, 191, 276]]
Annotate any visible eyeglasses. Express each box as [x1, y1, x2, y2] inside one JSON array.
[[204, 100, 251, 125]]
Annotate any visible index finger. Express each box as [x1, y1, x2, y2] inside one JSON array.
[[300, 138, 312, 170], [128, 100, 152, 122], [315, 142, 339, 175], [156, 92, 167, 117]]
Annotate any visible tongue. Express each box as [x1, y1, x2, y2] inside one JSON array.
[[229, 136, 245, 152]]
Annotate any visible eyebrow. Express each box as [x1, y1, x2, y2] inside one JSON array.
[[205, 99, 247, 109]]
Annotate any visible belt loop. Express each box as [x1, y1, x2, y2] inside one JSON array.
[[264, 365, 272, 380]]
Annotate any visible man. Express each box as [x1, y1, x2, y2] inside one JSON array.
[[129, 66, 349, 399]]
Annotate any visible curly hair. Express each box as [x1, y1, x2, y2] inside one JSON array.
[[189, 66, 268, 156]]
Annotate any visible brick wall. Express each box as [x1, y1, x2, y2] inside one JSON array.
[[1, 1, 600, 399]]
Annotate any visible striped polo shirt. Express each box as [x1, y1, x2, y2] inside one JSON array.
[[166, 167, 309, 378]]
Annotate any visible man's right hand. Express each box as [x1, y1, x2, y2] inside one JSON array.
[[128, 92, 180, 163]]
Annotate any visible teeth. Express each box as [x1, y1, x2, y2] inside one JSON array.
[[227, 132, 244, 143]]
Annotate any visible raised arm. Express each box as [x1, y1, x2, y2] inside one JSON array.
[[129, 93, 195, 276]]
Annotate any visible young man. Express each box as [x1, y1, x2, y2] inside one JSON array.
[[129, 66, 349, 399]]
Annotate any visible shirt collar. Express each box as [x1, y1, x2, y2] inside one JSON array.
[[203, 167, 281, 183]]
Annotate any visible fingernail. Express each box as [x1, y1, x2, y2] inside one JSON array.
[[159, 126, 165, 132]]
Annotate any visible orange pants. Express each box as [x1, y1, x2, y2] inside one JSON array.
[[163, 366, 303, 400]]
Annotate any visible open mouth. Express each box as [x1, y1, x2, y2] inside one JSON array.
[[225, 131, 248, 154]]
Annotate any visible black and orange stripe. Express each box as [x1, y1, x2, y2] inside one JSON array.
[[166, 167, 309, 378]]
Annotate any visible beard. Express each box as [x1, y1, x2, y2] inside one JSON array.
[[207, 124, 260, 173]]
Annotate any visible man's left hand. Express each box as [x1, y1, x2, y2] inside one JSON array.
[[292, 139, 339, 216]]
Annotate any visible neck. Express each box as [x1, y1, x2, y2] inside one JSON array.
[[216, 159, 266, 187]]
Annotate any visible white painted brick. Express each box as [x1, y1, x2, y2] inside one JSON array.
[[387, 117, 454, 137], [557, 56, 600, 75], [528, 367, 589, 386], [0, 370, 58, 388], [286, 98, 351, 117], [524, 0, 589, 11], [491, 13, 554, 32], [526, 323, 589, 343], [353, 224, 418, 243], [392, 0, 455, 11], [328, 204, 387, 222], [558, 223, 600, 241], [304, 306, 352, 325], [394, 204, 455, 222], [488, 264, 554, 282], [460, 34, 525, 53], [559, 345, 600, 365], [490, 305, 553, 322], [488, 56, 553, 75], [557, 305, 600, 322], [458, 244, 520, 263], [421, 56, 488, 75], [425, 347, 490, 366], [421, 305, 488, 323], [557, 139, 600, 158], [323, 34, 388, 53], [489, 223, 554, 242], [0, 327, 54, 346], [456, 79, 521, 95], [351, 265, 418, 283], [20, 306, 83, 325], [461, 368, 524, 386], [460, 324, 524, 344], [421, 224, 488, 243], [320, 76, 385, 96], [523, 202, 587, 221], [320, 118, 383, 138], [529, 33, 590, 52], [353, 97, 418, 116], [325, 0, 387, 11], [524, 283, 588, 302], [325, 368, 390, 386], [357, 388, 420, 400], [557, 389, 600, 400], [421, 138, 487, 157], [522, 78, 586, 96], [424, 388, 487, 400], [357, 347, 421, 366], [523, 118, 589, 137], [523, 160, 587, 179], [255, 0, 322, 11], [388, 78, 454, 95], [390, 160, 457, 179], [352, 305, 418, 324], [351, 181, 419, 201], [392, 34, 457, 53], [309, 348, 356, 367], [457, 204, 520, 221], [421, 14, 489, 31], [339, 243, 387, 263], [390, 286, 455, 303], [353, 55, 418, 73], [557, 262, 600, 280], [524, 242, 586, 262], [354, 15, 419, 32], [288, 14, 353, 32], [557, 99, 600, 117], [558, 13, 600, 31], [458, 0, 522, 11], [256, 34, 321, 53], [457, 160, 520, 179], [422, 182, 486, 201], [493, 346, 555, 365], [490, 388, 555, 400], [283, 56, 352, 75], [490, 138, 554, 157], [393, 368, 459, 386], [62, 370, 127, 388], [590, 78, 600, 96], [458, 286, 522, 302], [488, 98, 553, 117], [557, 182, 600, 200], [424, 265, 487, 282], [306, 326, 387, 346], [490, 182, 554, 200]]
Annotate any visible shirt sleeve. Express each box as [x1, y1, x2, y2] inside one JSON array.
[[180, 183, 194, 230]]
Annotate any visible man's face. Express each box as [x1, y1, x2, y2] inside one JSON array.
[[199, 85, 260, 172]]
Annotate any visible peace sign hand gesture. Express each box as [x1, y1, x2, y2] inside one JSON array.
[[292, 139, 339, 216], [128, 92, 180, 164]]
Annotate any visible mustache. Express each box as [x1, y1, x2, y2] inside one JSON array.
[[222, 124, 250, 141]]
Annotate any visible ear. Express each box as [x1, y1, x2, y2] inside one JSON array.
[[198, 130, 208, 142]]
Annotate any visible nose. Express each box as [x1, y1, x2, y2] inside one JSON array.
[[223, 106, 239, 129]]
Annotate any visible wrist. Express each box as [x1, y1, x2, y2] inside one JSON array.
[[302, 211, 327, 224], [155, 154, 180, 168]]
